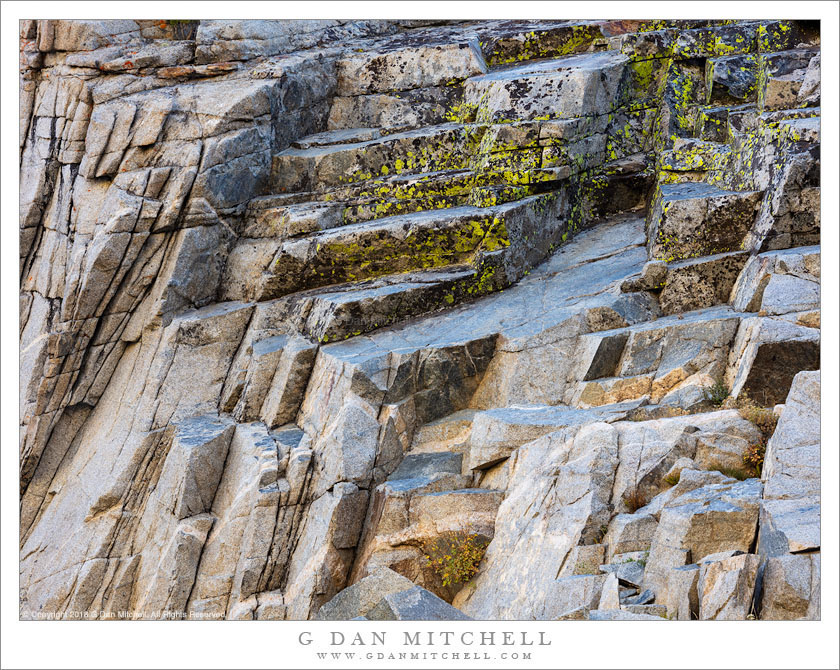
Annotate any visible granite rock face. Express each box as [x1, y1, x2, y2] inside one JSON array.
[[19, 18, 819, 621]]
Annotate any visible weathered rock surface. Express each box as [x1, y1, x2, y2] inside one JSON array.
[[698, 552, 760, 620], [368, 585, 473, 621], [18, 18, 820, 622], [758, 371, 820, 555], [315, 567, 416, 620], [759, 553, 820, 620]]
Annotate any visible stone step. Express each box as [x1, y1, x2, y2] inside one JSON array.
[[387, 452, 464, 482], [467, 400, 645, 471], [693, 104, 753, 142], [464, 51, 629, 125], [257, 150, 649, 243], [245, 170, 477, 235], [256, 204, 505, 299], [659, 138, 732, 182], [655, 251, 749, 315], [567, 307, 743, 410], [647, 182, 763, 261], [622, 251, 751, 315], [410, 409, 477, 456], [324, 20, 613, 133], [477, 20, 606, 66], [293, 266, 481, 343], [271, 122, 485, 193], [330, 168, 475, 201], [571, 283, 814, 420], [758, 49, 819, 112], [241, 197, 345, 239], [257, 193, 568, 299], [337, 169, 477, 224], [327, 84, 467, 134], [334, 34, 487, 97], [231, 264, 485, 343], [291, 127, 383, 149]]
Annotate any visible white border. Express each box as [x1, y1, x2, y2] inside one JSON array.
[[2, 2, 838, 669]]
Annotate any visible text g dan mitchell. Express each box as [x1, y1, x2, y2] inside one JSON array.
[[298, 631, 552, 647]]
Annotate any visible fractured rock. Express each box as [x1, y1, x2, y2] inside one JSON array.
[[316, 567, 416, 620], [698, 553, 760, 620], [648, 183, 763, 261], [644, 478, 761, 596], [603, 513, 658, 560], [17, 19, 822, 625], [758, 371, 820, 556], [760, 553, 820, 620], [467, 401, 640, 471], [367, 585, 472, 621]]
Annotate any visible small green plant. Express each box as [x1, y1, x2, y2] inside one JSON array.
[[593, 523, 609, 543], [620, 555, 643, 565], [703, 379, 730, 407], [622, 486, 650, 513], [422, 531, 488, 587], [743, 441, 766, 477], [662, 471, 681, 487], [708, 461, 750, 481]]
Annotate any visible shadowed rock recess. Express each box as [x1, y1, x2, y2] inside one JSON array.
[[19, 18, 820, 621]]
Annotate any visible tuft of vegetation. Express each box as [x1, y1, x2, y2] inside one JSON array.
[[593, 523, 609, 544], [737, 402, 778, 441], [662, 471, 681, 487], [422, 531, 488, 588], [622, 486, 650, 513], [722, 394, 779, 434], [708, 461, 751, 481], [727, 396, 777, 478], [743, 442, 767, 477], [703, 379, 730, 407], [167, 19, 199, 40]]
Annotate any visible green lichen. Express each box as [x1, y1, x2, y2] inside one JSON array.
[[487, 24, 601, 66]]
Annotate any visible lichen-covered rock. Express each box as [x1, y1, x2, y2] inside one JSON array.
[[658, 251, 749, 315], [647, 183, 763, 261], [465, 51, 628, 124], [335, 37, 487, 95]]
